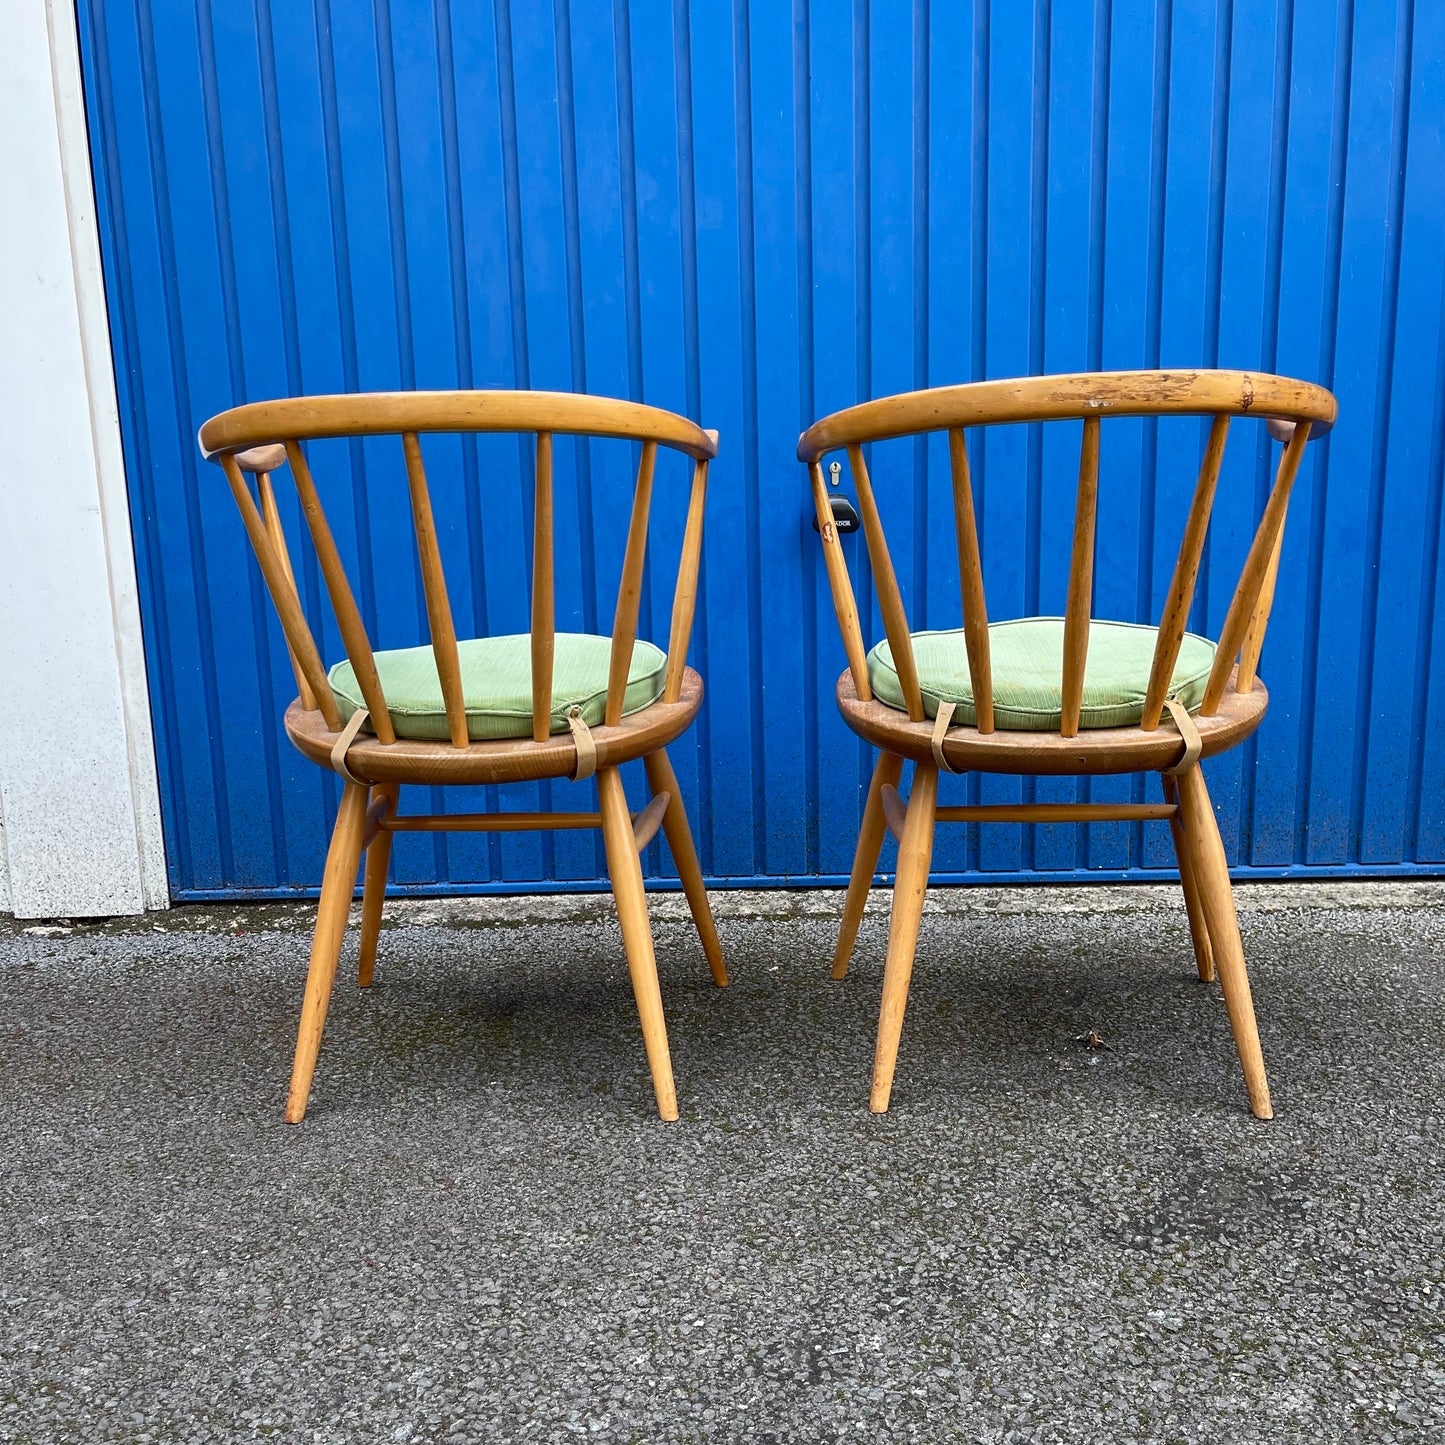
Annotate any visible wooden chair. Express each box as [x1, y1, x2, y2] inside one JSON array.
[[800, 370, 1337, 1119], [198, 391, 727, 1123]]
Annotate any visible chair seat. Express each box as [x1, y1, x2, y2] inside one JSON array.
[[328, 631, 667, 741], [866, 616, 1216, 730]]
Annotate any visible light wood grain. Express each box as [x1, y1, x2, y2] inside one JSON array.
[[664, 447, 711, 704], [809, 460, 872, 700], [531, 432, 556, 741], [948, 428, 993, 732], [1161, 772, 1214, 983], [849, 443, 923, 721], [202, 389, 719, 462], [599, 767, 678, 1121], [285, 781, 368, 1122], [798, 369, 1335, 461], [1142, 414, 1230, 730], [256, 468, 318, 711], [285, 440, 396, 744], [832, 750, 904, 980], [1201, 419, 1310, 714], [1060, 417, 1100, 738], [606, 441, 657, 727], [357, 782, 398, 988], [220, 454, 340, 728], [870, 763, 938, 1113], [1174, 763, 1273, 1118]]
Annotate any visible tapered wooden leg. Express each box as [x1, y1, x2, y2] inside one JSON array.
[[834, 750, 905, 980], [1162, 774, 1215, 983], [357, 783, 398, 988], [598, 767, 679, 1121], [1174, 763, 1273, 1120], [643, 749, 727, 987], [870, 763, 938, 1114], [286, 781, 369, 1123]]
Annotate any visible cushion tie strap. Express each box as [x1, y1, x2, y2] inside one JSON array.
[[1160, 697, 1203, 776], [567, 706, 597, 782], [330, 708, 371, 786], [931, 700, 962, 773]]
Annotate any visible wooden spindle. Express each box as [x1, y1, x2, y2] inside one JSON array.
[[947, 428, 993, 733], [256, 469, 317, 711], [1060, 416, 1100, 738], [220, 453, 340, 729], [809, 460, 872, 700], [284, 441, 395, 743], [1237, 427, 1298, 691], [531, 433, 556, 740], [606, 441, 657, 727], [848, 443, 923, 721], [400, 433, 468, 748], [1141, 414, 1230, 730], [1200, 419, 1310, 715], [664, 439, 713, 704]]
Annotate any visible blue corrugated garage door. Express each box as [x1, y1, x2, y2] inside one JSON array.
[[78, 0, 1445, 898]]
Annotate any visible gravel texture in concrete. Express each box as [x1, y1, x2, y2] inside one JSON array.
[[2, 881, 1444, 1443]]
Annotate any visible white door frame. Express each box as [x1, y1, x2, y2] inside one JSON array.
[[0, 0, 168, 916]]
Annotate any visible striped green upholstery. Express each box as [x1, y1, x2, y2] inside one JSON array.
[[328, 632, 668, 742], [866, 617, 1216, 730]]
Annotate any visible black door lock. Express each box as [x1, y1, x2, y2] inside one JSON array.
[[812, 495, 861, 535]]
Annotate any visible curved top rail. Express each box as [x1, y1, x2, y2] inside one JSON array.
[[200, 389, 719, 462], [796, 369, 1337, 462]]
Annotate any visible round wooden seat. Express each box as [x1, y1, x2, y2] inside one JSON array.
[[835, 665, 1267, 777], [286, 668, 705, 787]]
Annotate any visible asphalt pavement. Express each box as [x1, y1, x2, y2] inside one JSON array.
[[2, 881, 1443, 1443]]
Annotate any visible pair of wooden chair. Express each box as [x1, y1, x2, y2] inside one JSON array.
[[199, 369, 1336, 1124]]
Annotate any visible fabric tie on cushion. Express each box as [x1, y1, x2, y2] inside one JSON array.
[[329, 707, 370, 785]]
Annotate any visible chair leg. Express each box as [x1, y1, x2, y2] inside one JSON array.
[[643, 748, 727, 987], [286, 781, 369, 1123], [833, 750, 904, 980], [869, 762, 938, 1114], [1173, 763, 1273, 1120], [357, 782, 399, 988], [598, 766, 679, 1121], [1162, 773, 1215, 983]]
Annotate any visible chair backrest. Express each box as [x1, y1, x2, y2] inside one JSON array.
[[199, 391, 717, 746], [798, 370, 1337, 738]]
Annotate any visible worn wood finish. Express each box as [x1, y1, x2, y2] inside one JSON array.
[[205, 390, 723, 1124], [837, 667, 1267, 777], [798, 370, 1335, 461], [285, 441, 396, 744], [1174, 763, 1273, 1117], [357, 782, 398, 988], [1201, 419, 1310, 714], [401, 433, 468, 748], [1161, 773, 1214, 983], [870, 763, 938, 1113], [219, 454, 340, 728], [664, 446, 712, 704], [285, 670, 706, 786], [809, 461, 872, 699], [947, 429, 993, 732], [255, 467, 317, 711], [644, 748, 728, 986], [202, 390, 720, 462], [531, 432, 556, 741], [849, 443, 923, 720], [285, 780, 368, 1122], [804, 370, 1333, 1117], [1060, 417, 1100, 738], [1142, 415, 1230, 730], [598, 767, 678, 1121], [607, 441, 657, 727], [832, 751, 905, 979]]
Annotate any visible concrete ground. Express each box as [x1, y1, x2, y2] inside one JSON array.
[[2, 880, 1444, 1444]]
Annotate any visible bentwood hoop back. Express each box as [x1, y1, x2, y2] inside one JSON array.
[[199, 390, 727, 1123], [800, 370, 1338, 1118]]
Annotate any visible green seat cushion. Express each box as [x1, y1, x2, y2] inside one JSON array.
[[866, 617, 1216, 730], [328, 632, 668, 742]]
